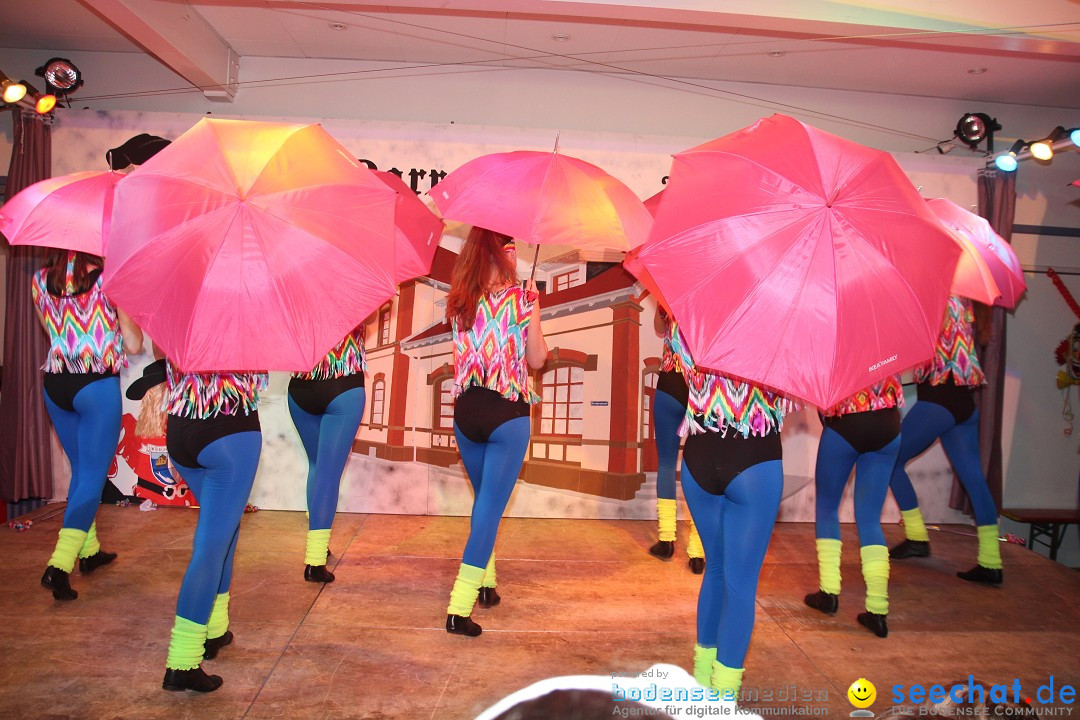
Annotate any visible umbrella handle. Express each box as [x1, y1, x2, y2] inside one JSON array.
[[528, 245, 540, 282]]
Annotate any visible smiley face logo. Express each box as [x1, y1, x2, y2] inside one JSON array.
[[848, 678, 877, 709]]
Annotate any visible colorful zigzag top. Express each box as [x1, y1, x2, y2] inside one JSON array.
[[293, 323, 367, 380], [31, 268, 126, 374], [659, 317, 687, 375], [163, 361, 268, 419], [825, 374, 904, 417], [452, 286, 540, 405], [913, 296, 986, 387], [669, 321, 797, 437]]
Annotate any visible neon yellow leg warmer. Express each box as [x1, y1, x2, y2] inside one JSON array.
[[657, 498, 677, 542], [711, 660, 745, 701], [861, 545, 890, 615], [166, 616, 208, 671], [481, 553, 497, 589], [816, 538, 842, 595], [693, 644, 717, 686], [977, 525, 1002, 569], [207, 592, 230, 641], [305, 528, 332, 566], [79, 521, 101, 558], [446, 563, 485, 616], [687, 518, 704, 560], [900, 508, 930, 542], [48, 527, 88, 573]]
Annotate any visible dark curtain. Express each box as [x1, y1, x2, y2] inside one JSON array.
[[0, 108, 53, 502], [950, 168, 1015, 514]]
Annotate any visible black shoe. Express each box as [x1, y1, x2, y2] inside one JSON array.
[[41, 566, 78, 601], [857, 612, 889, 638], [957, 565, 1003, 585], [446, 614, 482, 637], [478, 587, 501, 608], [162, 666, 223, 692], [804, 591, 839, 615], [79, 550, 117, 574], [304, 564, 335, 583], [889, 539, 930, 559], [688, 557, 705, 574], [649, 540, 675, 559], [203, 631, 234, 660]]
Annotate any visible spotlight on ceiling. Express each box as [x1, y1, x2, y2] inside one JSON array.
[[1030, 127, 1066, 161], [993, 139, 1026, 172], [20, 80, 57, 114], [0, 70, 27, 104], [954, 112, 1001, 150], [35, 57, 83, 98]]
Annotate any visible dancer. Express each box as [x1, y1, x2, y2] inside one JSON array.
[[35, 250, 142, 601], [288, 323, 367, 583], [804, 375, 902, 638], [443, 227, 548, 637], [161, 364, 267, 692], [650, 308, 704, 573], [670, 322, 796, 700], [888, 296, 1002, 584]]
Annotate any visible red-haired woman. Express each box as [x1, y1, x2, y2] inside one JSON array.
[[443, 227, 548, 637]]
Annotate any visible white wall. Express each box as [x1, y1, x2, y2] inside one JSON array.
[[2, 46, 1078, 561]]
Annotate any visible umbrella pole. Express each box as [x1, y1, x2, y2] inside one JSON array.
[[553, 131, 560, 154], [529, 244, 540, 282]]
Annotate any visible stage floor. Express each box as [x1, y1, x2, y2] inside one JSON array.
[[1, 505, 1077, 719]]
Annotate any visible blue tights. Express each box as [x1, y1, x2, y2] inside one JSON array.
[[683, 458, 783, 669], [652, 388, 684, 501], [44, 376, 122, 532], [815, 428, 900, 546], [889, 402, 997, 526], [289, 387, 366, 531], [173, 431, 262, 624], [454, 416, 531, 569]]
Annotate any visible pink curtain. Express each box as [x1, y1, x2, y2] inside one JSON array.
[[0, 108, 53, 502], [950, 168, 1015, 514]]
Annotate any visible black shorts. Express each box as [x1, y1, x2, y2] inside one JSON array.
[[916, 381, 976, 425], [43, 371, 118, 412], [288, 373, 365, 416], [822, 406, 901, 454], [167, 411, 261, 470], [656, 369, 689, 409], [453, 386, 531, 443], [682, 428, 782, 496]]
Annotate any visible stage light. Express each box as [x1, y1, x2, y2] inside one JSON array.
[[35, 57, 83, 97], [0, 70, 26, 104], [1030, 127, 1066, 161], [1071, 128, 1080, 146], [19, 81, 57, 115], [955, 112, 1001, 149]]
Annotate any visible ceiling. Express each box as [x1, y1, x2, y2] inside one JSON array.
[[0, 0, 1078, 109]]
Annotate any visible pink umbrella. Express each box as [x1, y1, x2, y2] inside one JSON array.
[[926, 197, 1026, 309], [627, 114, 962, 409], [103, 118, 399, 372], [428, 150, 651, 252], [0, 170, 121, 255], [374, 170, 443, 284]]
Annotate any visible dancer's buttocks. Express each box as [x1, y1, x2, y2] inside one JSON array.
[[167, 412, 261, 470], [287, 373, 365, 416], [453, 386, 531, 443], [682, 429, 782, 495], [656, 369, 689, 409], [915, 381, 976, 425], [822, 406, 901, 454]]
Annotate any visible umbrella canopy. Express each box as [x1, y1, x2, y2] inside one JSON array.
[[374, 170, 444, 284], [103, 118, 399, 372], [627, 114, 962, 409], [0, 170, 121, 255], [926, 197, 1026, 309], [428, 150, 652, 251]]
